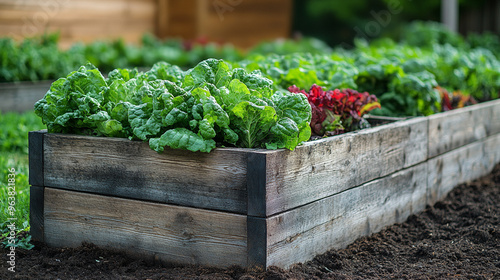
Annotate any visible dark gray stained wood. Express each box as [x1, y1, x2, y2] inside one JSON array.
[[28, 130, 46, 186], [247, 153, 268, 217], [43, 133, 250, 214], [428, 99, 500, 158], [247, 216, 267, 268], [43, 187, 248, 267], [0, 81, 52, 112], [265, 163, 428, 268], [261, 117, 428, 217], [427, 133, 500, 205], [29, 185, 45, 242]]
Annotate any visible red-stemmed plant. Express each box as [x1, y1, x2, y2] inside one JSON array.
[[289, 85, 381, 136]]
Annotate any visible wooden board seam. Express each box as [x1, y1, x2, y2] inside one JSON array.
[[261, 162, 429, 219], [40, 184, 251, 217]]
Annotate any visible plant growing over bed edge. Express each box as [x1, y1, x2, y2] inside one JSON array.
[[289, 84, 380, 137], [34, 59, 312, 153]]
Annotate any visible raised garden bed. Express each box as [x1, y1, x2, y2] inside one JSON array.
[[29, 99, 500, 268], [0, 81, 52, 113]]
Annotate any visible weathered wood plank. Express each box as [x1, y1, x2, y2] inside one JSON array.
[[28, 130, 46, 186], [0, 81, 52, 113], [43, 133, 249, 214], [427, 133, 500, 205], [265, 163, 428, 268], [428, 99, 500, 158], [43, 187, 248, 267], [484, 133, 500, 168], [262, 117, 428, 217], [29, 185, 44, 242]]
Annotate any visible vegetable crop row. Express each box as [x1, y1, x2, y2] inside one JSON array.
[[235, 38, 499, 117], [30, 22, 500, 153], [0, 33, 330, 84], [34, 60, 312, 153]]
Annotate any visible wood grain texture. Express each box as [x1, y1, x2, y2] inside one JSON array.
[[43, 133, 249, 214], [261, 117, 428, 217], [161, 0, 292, 48], [28, 130, 46, 186], [427, 133, 500, 205], [428, 99, 500, 158], [29, 185, 44, 242], [43, 187, 247, 267], [265, 163, 428, 268], [0, 0, 156, 47], [0, 81, 52, 113]]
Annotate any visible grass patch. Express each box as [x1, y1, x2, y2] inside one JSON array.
[[1, 110, 45, 249]]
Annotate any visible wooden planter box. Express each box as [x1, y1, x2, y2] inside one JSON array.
[[29, 99, 500, 268], [0, 81, 52, 113]]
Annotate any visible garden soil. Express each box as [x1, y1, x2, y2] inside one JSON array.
[[2, 163, 500, 279]]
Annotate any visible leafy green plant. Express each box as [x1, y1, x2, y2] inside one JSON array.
[[236, 53, 359, 91], [0, 33, 244, 83], [0, 33, 86, 83], [249, 37, 333, 56], [1, 221, 34, 250], [34, 59, 312, 152]]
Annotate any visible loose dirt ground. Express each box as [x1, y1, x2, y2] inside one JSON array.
[[2, 164, 499, 279]]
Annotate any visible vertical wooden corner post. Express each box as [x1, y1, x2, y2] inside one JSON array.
[[29, 130, 46, 243], [246, 152, 268, 268]]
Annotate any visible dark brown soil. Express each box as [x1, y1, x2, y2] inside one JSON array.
[[2, 164, 500, 280]]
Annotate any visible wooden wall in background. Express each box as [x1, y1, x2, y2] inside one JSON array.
[[0, 0, 157, 48], [156, 0, 293, 49], [0, 0, 293, 49]]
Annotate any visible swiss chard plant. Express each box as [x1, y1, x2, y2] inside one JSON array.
[[436, 86, 478, 112], [289, 85, 380, 137]]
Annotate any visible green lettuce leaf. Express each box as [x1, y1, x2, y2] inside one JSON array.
[[149, 128, 216, 153]]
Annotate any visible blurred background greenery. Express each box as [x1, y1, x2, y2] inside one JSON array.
[[292, 0, 498, 47]]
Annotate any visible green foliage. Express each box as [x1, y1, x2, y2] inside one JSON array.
[[292, 0, 489, 47], [0, 152, 33, 250], [0, 33, 244, 83], [400, 21, 466, 48], [468, 32, 500, 59], [35, 59, 312, 152], [249, 38, 332, 56], [0, 110, 46, 250], [236, 53, 358, 91], [0, 33, 86, 83], [234, 28, 500, 117], [1, 221, 34, 250], [0, 111, 46, 154]]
